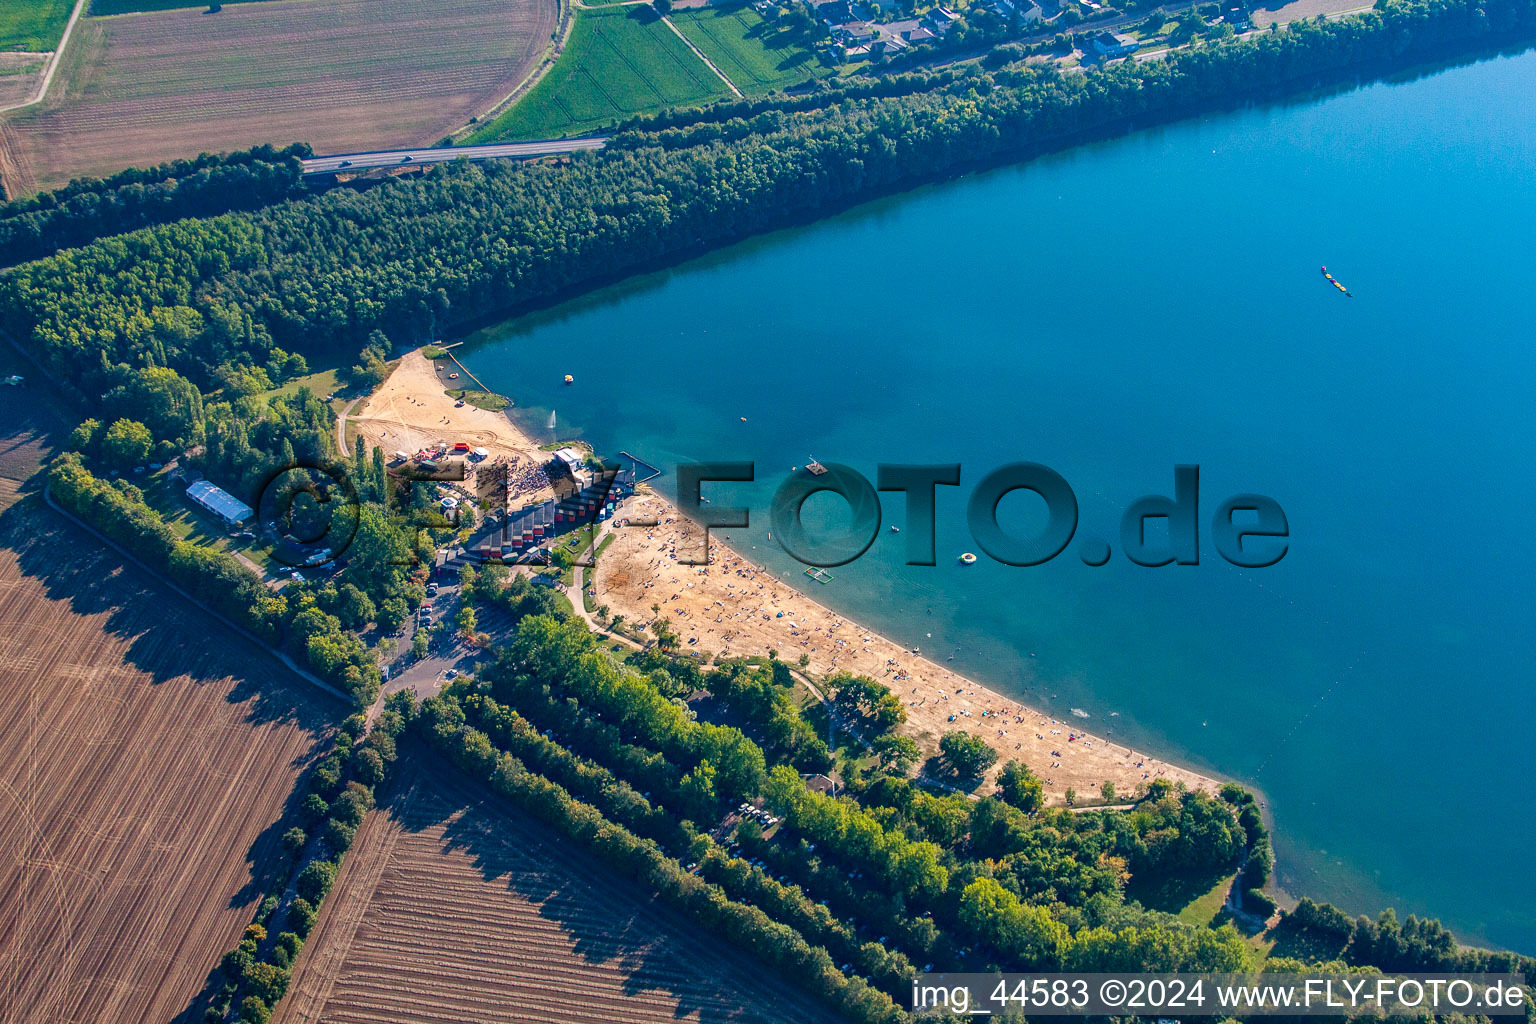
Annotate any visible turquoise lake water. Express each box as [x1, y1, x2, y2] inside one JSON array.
[[463, 49, 1536, 951]]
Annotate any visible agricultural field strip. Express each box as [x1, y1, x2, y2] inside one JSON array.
[[661, 14, 743, 95], [5, 0, 557, 188], [480, 7, 730, 139], [673, 10, 796, 88], [0, 514, 329, 1024], [316, 817, 798, 1020], [272, 794, 404, 1023], [0, 0, 85, 112], [594, 12, 722, 103], [35, 6, 549, 128], [278, 765, 841, 1024]]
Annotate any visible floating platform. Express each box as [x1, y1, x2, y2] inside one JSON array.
[[804, 567, 834, 584], [618, 450, 662, 484], [806, 457, 828, 476], [1321, 265, 1352, 297]]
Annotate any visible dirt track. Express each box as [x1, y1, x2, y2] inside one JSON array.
[[276, 754, 845, 1024]]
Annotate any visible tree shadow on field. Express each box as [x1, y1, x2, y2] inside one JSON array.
[[1, 499, 341, 868], [1264, 914, 1352, 962], [395, 748, 842, 1024], [0, 500, 342, 1024], [1124, 864, 1235, 915], [3, 501, 341, 728]]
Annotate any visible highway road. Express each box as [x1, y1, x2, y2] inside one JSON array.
[[301, 137, 608, 175]]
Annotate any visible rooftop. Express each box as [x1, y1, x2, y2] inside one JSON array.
[[186, 479, 255, 523]]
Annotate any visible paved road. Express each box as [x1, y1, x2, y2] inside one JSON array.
[[302, 138, 608, 175]]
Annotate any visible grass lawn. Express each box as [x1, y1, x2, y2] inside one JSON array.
[[581, 532, 615, 612], [671, 5, 824, 94], [470, 5, 731, 141], [1176, 875, 1235, 927], [0, 0, 74, 51], [264, 366, 343, 407], [446, 388, 510, 412], [138, 468, 286, 574]]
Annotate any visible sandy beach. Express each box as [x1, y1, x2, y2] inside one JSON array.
[[352, 350, 556, 506], [592, 494, 1217, 802], [358, 351, 1219, 804]]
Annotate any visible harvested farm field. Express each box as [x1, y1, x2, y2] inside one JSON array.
[[275, 755, 846, 1024], [0, 53, 47, 109], [0, 0, 557, 192], [0, 502, 338, 1024], [0, 349, 71, 508]]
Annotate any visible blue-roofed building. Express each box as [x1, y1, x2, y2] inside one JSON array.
[[186, 479, 254, 526], [1091, 30, 1139, 57]]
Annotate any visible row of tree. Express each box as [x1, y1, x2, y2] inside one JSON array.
[[499, 614, 769, 803], [416, 691, 909, 1024], [425, 579, 1532, 1018], [441, 668, 928, 1001], [0, 144, 312, 268], [47, 453, 382, 704], [212, 703, 409, 1023]]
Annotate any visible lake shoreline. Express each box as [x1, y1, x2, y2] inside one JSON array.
[[359, 350, 1231, 809]]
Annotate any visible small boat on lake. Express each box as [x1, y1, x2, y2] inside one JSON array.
[[1321, 266, 1352, 297]]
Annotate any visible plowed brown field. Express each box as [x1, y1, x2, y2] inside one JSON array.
[[0, 503, 338, 1024], [1, 0, 557, 192], [275, 755, 845, 1024]]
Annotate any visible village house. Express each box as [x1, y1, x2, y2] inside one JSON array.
[[838, 20, 878, 42], [1003, 0, 1045, 21], [922, 6, 960, 32], [806, 0, 855, 24], [1091, 29, 1138, 56]]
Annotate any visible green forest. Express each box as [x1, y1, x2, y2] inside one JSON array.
[[7, 0, 1536, 404]]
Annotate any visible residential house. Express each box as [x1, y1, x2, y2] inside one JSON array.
[[807, 0, 854, 23], [839, 20, 878, 42], [1091, 30, 1138, 56], [923, 5, 960, 31]]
